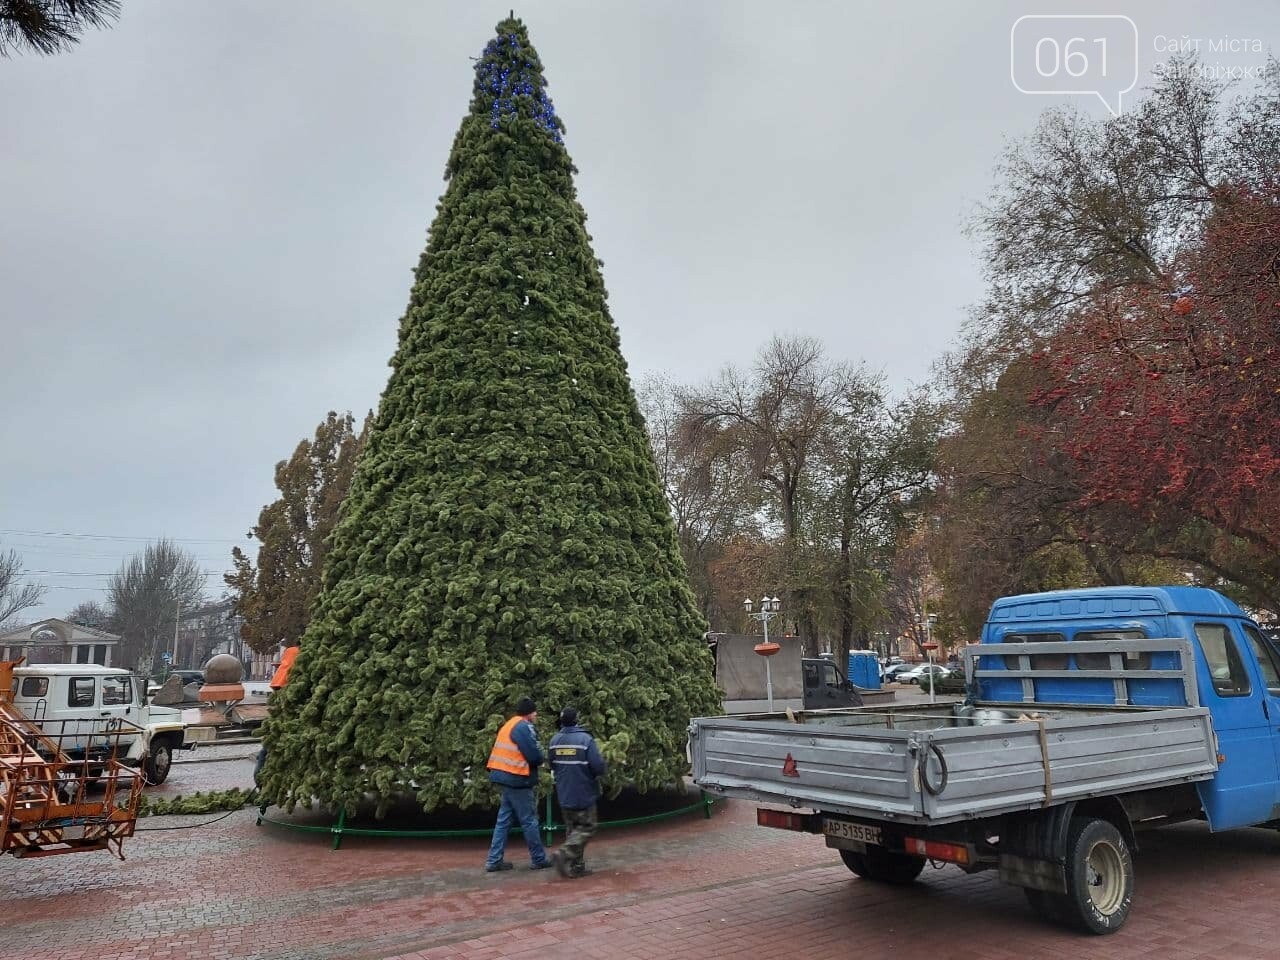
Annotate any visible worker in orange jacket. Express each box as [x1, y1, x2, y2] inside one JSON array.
[[484, 696, 551, 872], [254, 639, 299, 786], [269, 642, 299, 690]]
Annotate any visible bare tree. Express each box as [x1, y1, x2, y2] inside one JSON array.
[[108, 540, 207, 671], [823, 377, 938, 651], [975, 56, 1280, 351], [177, 600, 240, 668], [0, 548, 46, 627], [638, 375, 758, 625], [885, 531, 941, 657], [66, 599, 115, 632], [684, 337, 847, 655], [677, 342, 942, 654], [0, 0, 120, 57]]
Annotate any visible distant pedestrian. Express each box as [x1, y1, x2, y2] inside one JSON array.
[[548, 705, 607, 878], [254, 639, 300, 786], [484, 696, 551, 873]]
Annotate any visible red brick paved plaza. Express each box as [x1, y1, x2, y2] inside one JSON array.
[[2, 750, 1277, 960]]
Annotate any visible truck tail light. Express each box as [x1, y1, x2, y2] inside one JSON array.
[[904, 837, 970, 865], [757, 808, 812, 832]]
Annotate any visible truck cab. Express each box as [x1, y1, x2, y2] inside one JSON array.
[[979, 585, 1280, 832], [801, 657, 863, 709], [10, 664, 192, 784]]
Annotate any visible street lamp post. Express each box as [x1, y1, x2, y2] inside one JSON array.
[[745, 596, 783, 712], [922, 612, 940, 704]]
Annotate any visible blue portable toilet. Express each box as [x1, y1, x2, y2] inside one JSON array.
[[847, 650, 881, 690]]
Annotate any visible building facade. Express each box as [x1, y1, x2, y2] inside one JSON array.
[[172, 600, 247, 671], [0, 618, 119, 667]]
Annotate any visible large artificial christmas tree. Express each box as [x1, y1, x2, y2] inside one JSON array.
[[259, 16, 720, 813]]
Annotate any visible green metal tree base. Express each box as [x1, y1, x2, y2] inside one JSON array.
[[256, 791, 718, 851]]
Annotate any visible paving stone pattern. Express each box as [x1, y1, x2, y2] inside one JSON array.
[[2, 753, 1278, 960]]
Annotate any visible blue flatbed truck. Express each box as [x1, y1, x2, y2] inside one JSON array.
[[689, 586, 1280, 934]]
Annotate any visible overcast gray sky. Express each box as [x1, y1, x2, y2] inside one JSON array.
[[2, 0, 1276, 621]]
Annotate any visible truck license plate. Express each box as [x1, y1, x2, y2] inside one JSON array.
[[822, 819, 881, 846], [61, 824, 85, 841]]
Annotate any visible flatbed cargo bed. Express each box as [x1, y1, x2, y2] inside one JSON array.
[[691, 637, 1218, 825], [691, 701, 1217, 824]]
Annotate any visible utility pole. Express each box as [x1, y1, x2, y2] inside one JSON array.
[[171, 602, 180, 672]]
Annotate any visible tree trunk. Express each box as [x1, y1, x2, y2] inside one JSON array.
[[800, 611, 820, 659], [837, 525, 854, 654]]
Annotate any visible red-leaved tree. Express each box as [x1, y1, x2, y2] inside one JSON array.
[[1035, 183, 1280, 609]]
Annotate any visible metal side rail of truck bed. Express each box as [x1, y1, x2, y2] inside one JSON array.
[[689, 637, 1218, 825]]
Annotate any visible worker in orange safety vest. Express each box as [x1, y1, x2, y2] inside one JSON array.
[[254, 639, 300, 786], [484, 696, 551, 873], [269, 641, 299, 690]]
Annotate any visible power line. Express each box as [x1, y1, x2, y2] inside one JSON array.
[[0, 528, 241, 544], [18, 583, 231, 593], [2, 543, 233, 560], [24, 570, 229, 577], [18, 585, 130, 592]]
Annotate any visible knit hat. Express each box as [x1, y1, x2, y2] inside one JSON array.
[[559, 706, 578, 726], [515, 696, 536, 716]]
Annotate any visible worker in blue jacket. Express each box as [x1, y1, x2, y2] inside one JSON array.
[[548, 705, 607, 878]]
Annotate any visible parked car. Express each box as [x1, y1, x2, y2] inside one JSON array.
[[149, 669, 205, 687], [900, 664, 951, 685], [934, 669, 969, 694], [882, 663, 917, 683]]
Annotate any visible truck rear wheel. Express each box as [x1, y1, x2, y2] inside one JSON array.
[[838, 846, 926, 884], [1059, 817, 1133, 934]]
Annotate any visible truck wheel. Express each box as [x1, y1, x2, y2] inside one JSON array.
[[144, 738, 173, 785], [1059, 817, 1133, 935], [839, 846, 926, 884]]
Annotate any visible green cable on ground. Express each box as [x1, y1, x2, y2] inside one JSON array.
[[256, 791, 721, 848]]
